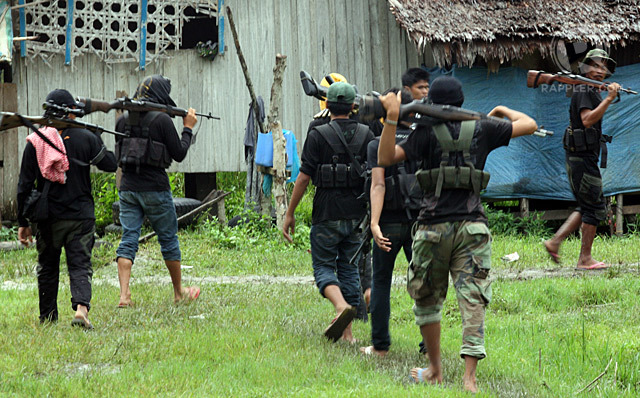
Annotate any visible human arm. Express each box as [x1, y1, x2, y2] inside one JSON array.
[[488, 106, 538, 138], [158, 112, 194, 162], [370, 167, 391, 251], [580, 83, 621, 128], [283, 172, 311, 243], [377, 91, 407, 166], [16, 143, 37, 245]]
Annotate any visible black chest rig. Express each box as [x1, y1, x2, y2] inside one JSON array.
[[415, 120, 490, 197], [563, 126, 612, 168], [115, 111, 172, 173], [313, 121, 369, 189]]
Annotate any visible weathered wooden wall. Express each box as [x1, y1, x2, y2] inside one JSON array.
[[0, 83, 19, 219], [4, 0, 433, 215]]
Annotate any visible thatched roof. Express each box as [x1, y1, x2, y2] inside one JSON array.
[[388, 0, 640, 66]]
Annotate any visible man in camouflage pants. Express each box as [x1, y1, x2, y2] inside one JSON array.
[[377, 76, 538, 392]]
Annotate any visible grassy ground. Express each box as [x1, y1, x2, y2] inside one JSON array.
[[1, 231, 640, 397]]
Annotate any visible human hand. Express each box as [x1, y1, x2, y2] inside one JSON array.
[[282, 213, 295, 243], [183, 108, 198, 129], [371, 224, 391, 252], [18, 226, 33, 246], [606, 83, 621, 100], [379, 91, 401, 120]]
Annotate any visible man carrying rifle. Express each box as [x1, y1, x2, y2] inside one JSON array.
[[544, 49, 621, 270], [377, 76, 538, 392], [360, 88, 422, 357], [283, 82, 374, 343], [17, 89, 118, 329], [114, 75, 200, 307]]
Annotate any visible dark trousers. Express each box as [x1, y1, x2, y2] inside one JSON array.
[[370, 222, 413, 351], [35, 219, 95, 322]]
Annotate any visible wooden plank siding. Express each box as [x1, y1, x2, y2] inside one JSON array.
[[8, 0, 431, 176]]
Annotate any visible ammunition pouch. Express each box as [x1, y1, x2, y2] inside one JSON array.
[[116, 111, 172, 173], [316, 163, 363, 188], [312, 122, 369, 189], [418, 120, 489, 197], [415, 167, 490, 195], [563, 127, 612, 168]]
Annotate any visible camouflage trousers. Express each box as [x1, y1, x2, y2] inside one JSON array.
[[408, 220, 492, 359]]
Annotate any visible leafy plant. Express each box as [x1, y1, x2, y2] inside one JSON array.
[[0, 225, 18, 241], [485, 205, 552, 237]]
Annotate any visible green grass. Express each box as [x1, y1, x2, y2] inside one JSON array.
[[2, 231, 640, 396]]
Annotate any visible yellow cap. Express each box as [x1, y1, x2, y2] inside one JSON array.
[[319, 72, 348, 111]]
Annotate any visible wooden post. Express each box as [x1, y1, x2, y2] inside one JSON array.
[[616, 193, 624, 236], [267, 54, 288, 231], [520, 198, 529, 219], [226, 5, 266, 213]]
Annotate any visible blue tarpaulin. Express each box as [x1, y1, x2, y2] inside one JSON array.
[[429, 64, 640, 200]]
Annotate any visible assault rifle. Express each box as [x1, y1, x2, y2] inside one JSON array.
[[527, 70, 637, 95], [0, 111, 124, 137], [76, 96, 221, 120], [301, 70, 552, 137]]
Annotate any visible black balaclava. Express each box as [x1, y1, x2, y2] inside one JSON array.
[[427, 76, 464, 107], [133, 75, 177, 107]]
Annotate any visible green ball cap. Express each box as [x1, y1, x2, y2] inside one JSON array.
[[583, 49, 616, 75], [326, 81, 356, 104]]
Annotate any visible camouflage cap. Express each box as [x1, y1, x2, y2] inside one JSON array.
[[582, 49, 616, 76]]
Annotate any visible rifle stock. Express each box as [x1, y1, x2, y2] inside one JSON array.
[[0, 112, 125, 136], [527, 70, 637, 95]]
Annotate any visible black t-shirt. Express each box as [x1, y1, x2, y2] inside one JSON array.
[[116, 112, 193, 192], [569, 84, 602, 159], [300, 118, 374, 224], [399, 119, 512, 224], [367, 126, 420, 224], [17, 128, 118, 227]]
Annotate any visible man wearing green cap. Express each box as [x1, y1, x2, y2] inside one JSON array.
[[544, 49, 621, 270], [283, 82, 374, 343]]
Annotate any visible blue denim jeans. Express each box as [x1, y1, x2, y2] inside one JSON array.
[[370, 222, 413, 351], [310, 219, 362, 308], [116, 190, 181, 262]]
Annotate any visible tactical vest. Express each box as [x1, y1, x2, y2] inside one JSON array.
[[115, 111, 172, 173], [313, 121, 370, 189], [415, 120, 490, 197], [562, 126, 612, 168]]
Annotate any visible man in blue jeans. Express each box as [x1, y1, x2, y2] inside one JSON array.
[[283, 82, 374, 343], [360, 88, 421, 356], [114, 75, 200, 306]]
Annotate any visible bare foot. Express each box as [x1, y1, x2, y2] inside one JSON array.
[[175, 286, 201, 303], [463, 374, 478, 393], [410, 366, 443, 384], [71, 307, 93, 330], [543, 240, 561, 264], [575, 260, 609, 270], [359, 346, 387, 357], [117, 300, 133, 308]]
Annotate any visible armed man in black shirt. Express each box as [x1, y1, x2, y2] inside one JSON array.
[[114, 75, 201, 307], [283, 82, 374, 343], [17, 89, 118, 329], [544, 49, 621, 270]]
